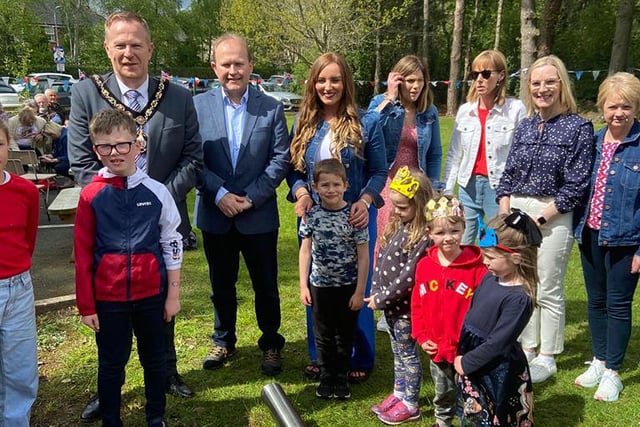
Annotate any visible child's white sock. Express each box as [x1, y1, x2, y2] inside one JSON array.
[[403, 399, 417, 410]]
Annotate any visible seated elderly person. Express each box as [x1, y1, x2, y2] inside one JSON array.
[[40, 127, 70, 176], [8, 106, 46, 152], [45, 88, 67, 124], [34, 93, 63, 124]]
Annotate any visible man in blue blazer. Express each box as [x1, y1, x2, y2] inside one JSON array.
[[193, 33, 289, 376], [68, 11, 201, 421]]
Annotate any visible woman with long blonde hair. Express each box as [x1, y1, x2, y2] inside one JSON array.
[[289, 52, 387, 384]]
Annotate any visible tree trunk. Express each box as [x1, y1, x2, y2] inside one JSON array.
[[422, 0, 430, 62], [494, 0, 504, 50], [461, 0, 479, 104], [446, 0, 465, 116], [538, 0, 562, 56], [520, 0, 538, 99], [609, 0, 634, 74], [374, 0, 382, 94]]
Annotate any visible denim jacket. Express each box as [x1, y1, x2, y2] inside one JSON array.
[[444, 97, 526, 193], [575, 121, 640, 255], [287, 110, 387, 207], [368, 94, 442, 186]]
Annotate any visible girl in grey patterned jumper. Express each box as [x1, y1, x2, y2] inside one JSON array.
[[366, 167, 434, 424]]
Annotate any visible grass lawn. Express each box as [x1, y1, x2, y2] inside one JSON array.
[[31, 116, 640, 426]]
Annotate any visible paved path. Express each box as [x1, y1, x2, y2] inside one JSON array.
[[33, 188, 76, 311]]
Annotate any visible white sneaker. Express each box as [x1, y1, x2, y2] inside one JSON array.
[[529, 356, 557, 383], [377, 316, 389, 332], [594, 369, 623, 402], [575, 358, 605, 388], [524, 350, 537, 364]]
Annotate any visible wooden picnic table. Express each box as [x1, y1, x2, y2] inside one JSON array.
[[48, 187, 81, 223]]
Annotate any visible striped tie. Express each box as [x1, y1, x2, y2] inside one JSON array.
[[125, 90, 142, 112]]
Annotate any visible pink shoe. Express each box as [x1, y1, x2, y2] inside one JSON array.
[[371, 394, 401, 415], [377, 401, 421, 425]]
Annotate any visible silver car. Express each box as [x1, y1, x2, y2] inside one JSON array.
[[0, 81, 21, 109], [257, 82, 302, 111]]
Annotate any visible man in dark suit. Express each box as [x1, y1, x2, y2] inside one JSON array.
[[193, 33, 289, 376], [68, 11, 202, 421]]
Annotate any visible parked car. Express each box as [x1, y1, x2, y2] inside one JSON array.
[[2, 77, 26, 93], [249, 73, 262, 86], [49, 81, 74, 111], [193, 78, 220, 94], [0, 81, 21, 109], [28, 72, 77, 83], [257, 82, 302, 111], [267, 74, 293, 88]]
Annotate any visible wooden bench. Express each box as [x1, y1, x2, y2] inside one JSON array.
[[48, 187, 81, 223]]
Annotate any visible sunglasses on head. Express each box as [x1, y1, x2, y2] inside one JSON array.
[[471, 70, 496, 80]]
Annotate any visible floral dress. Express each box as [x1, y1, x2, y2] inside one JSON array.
[[456, 274, 534, 427]]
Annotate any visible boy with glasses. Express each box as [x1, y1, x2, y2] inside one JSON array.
[[74, 108, 183, 427]]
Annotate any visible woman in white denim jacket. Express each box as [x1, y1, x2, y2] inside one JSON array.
[[444, 50, 526, 243]]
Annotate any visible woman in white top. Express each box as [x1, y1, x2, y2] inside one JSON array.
[[444, 50, 526, 243]]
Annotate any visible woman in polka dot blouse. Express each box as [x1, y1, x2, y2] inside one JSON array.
[[496, 55, 595, 384]]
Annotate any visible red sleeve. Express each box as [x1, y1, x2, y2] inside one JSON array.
[[25, 183, 40, 255], [74, 186, 98, 315], [411, 261, 428, 345]]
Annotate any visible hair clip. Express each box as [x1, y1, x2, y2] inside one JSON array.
[[505, 208, 542, 247], [389, 166, 420, 199], [425, 196, 464, 222]]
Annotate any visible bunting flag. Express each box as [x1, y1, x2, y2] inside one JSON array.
[[575, 71, 583, 80], [1, 77, 8, 85], [592, 70, 601, 80], [161, 70, 170, 80]]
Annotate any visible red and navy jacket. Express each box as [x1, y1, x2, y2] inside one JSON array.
[[74, 167, 182, 316]]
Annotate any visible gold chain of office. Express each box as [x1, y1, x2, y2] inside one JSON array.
[[90, 75, 168, 153]]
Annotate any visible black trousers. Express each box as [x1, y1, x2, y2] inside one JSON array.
[[310, 284, 359, 378], [202, 225, 285, 351]]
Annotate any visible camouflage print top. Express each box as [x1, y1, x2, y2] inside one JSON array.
[[299, 203, 369, 288]]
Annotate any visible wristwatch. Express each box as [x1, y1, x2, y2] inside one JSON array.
[[537, 216, 547, 225]]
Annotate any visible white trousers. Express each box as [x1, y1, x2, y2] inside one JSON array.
[[511, 195, 574, 355]]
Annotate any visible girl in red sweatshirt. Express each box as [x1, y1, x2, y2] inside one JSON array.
[[411, 196, 487, 427]]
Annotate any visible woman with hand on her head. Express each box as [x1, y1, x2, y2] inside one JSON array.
[[573, 72, 640, 402], [444, 50, 526, 244], [368, 55, 441, 259], [496, 55, 595, 384], [288, 52, 387, 383]]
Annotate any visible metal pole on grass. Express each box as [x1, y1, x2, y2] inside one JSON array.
[[261, 383, 305, 427]]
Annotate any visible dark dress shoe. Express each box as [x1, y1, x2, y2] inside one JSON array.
[[166, 374, 194, 398], [80, 393, 101, 422]]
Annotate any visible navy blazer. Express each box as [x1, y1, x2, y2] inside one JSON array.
[[68, 73, 202, 203], [193, 86, 290, 235]]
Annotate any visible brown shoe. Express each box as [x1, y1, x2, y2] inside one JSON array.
[[261, 348, 283, 376], [202, 345, 236, 370]]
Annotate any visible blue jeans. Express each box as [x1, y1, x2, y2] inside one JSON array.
[[0, 271, 37, 427], [579, 227, 640, 370], [458, 175, 498, 244], [96, 295, 166, 427], [305, 207, 376, 371]]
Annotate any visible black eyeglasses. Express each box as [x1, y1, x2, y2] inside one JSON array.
[[94, 141, 135, 156], [471, 70, 497, 80]]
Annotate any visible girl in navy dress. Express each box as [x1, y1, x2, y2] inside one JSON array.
[[454, 210, 541, 426]]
